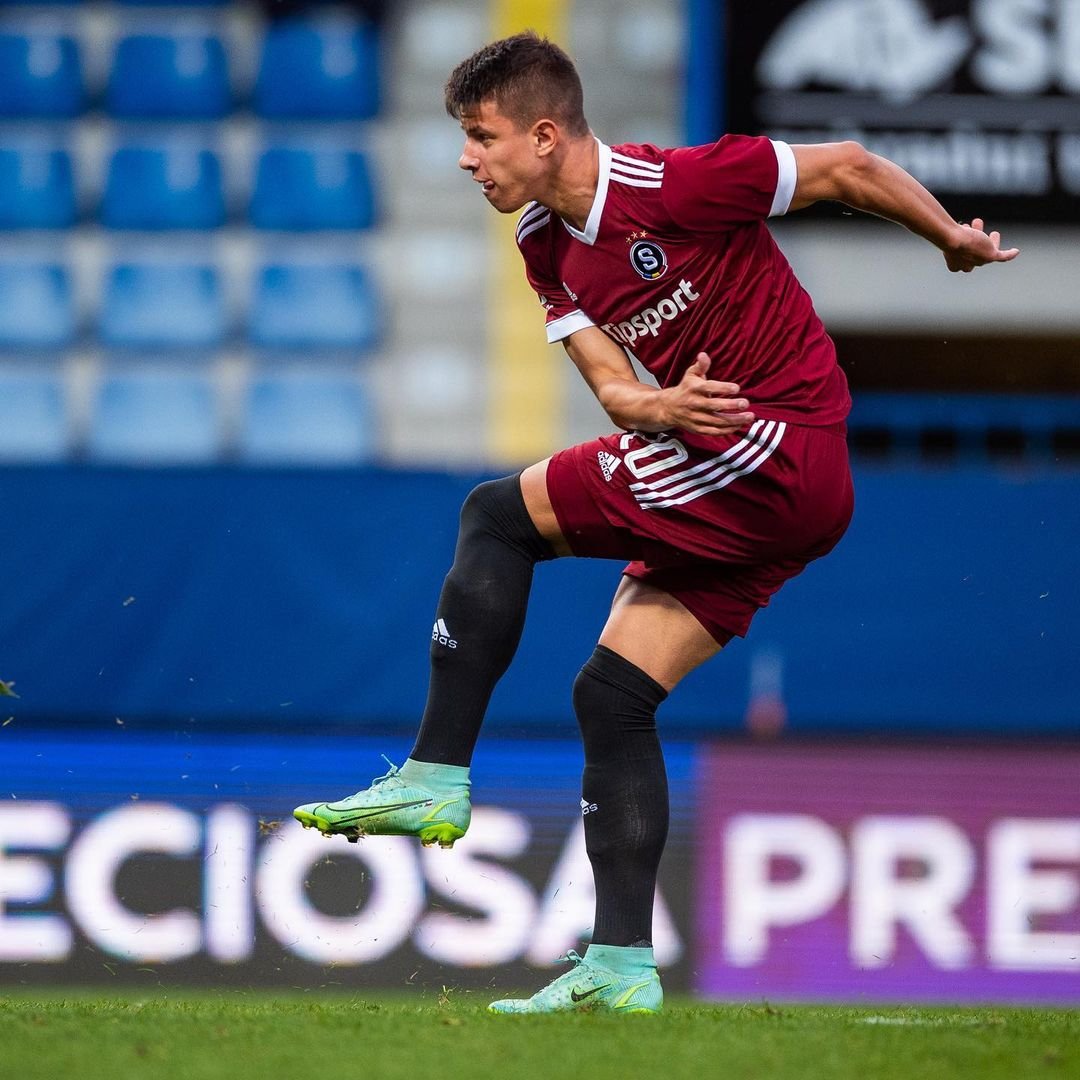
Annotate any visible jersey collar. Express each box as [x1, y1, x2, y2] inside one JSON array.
[[561, 139, 610, 247]]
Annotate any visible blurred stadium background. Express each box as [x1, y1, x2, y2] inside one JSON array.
[[0, 0, 1076, 1006]]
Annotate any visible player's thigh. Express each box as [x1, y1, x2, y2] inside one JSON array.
[[520, 458, 574, 557], [599, 576, 723, 690]]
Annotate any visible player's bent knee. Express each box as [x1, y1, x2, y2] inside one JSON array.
[[573, 646, 668, 738], [458, 475, 553, 562], [572, 662, 609, 738]]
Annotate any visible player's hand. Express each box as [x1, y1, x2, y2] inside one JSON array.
[[661, 353, 756, 435], [944, 218, 1019, 273]]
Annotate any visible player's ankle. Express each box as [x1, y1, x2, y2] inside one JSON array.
[[583, 941, 657, 976], [399, 757, 471, 793]]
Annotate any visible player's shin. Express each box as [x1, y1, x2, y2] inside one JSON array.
[[574, 644, 670, 947], [409, 474, 554, 767]]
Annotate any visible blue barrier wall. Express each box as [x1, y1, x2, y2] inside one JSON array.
[[0, 464, 1076, 735]]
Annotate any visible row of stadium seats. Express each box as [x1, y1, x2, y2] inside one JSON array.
[[0, 3, 389, 468], [0, 261, 379, 350], [6, 373, 1072, 467], [0, 20, 379, 120], [0, 366, 376, 464], [849, 393, 1080, 460], [0, 140, 376, 230]]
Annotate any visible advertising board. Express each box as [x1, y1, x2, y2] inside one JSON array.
[[0, 731, 694, 990], [724, 1, 1080, 221], [696, 744, 1080, 1002], [4, 729, 1077, 1002]]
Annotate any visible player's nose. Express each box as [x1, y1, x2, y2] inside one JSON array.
[[458, 145, 478, 172]]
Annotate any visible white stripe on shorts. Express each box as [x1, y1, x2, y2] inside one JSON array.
[[632, 421, 787, 510], [629, 421, 765, 494]]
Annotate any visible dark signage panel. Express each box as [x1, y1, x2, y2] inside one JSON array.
[[725, 0, 1080, 221], [0, 731, 695, 991], [3, 729, 1078, 1002]]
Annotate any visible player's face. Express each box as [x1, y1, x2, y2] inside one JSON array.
[[458, 100, 547, 213]]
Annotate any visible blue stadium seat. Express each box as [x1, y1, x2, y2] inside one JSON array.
[[107, 33, 231, 119], [249, 262, 378, 350], [88, 369, 221, 464], [0, 142, 76, 228], [0, 32, 83, 118], [250, 145, 375, 230], [100, 262, 226, 349], [240, 372, 375, 464], [0, 263, 75, 348], [0, 368, 68, 461], [101, 143, 225, 229], [254, 17, 379, 119]]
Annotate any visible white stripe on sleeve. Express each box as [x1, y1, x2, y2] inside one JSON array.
[[610, 173, 663, 189], [545, 309, 595, 343], [609, 159, 666, 180], [516, 202, 547, 236], [611, 150, 664, 173], [769, 140, 797, 217], [517, 212, 552, 242]]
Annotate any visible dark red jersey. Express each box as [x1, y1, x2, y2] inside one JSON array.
[[516, 136, 851, 427]]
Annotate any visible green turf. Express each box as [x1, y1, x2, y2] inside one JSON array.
[[0, 990, 1076, 1080]]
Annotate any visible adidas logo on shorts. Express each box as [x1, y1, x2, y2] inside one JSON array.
[[597, 451, 621, 482], [432, 618, 457, 649]]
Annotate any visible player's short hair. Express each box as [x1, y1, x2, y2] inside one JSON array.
[[445, 31, 588, 136]]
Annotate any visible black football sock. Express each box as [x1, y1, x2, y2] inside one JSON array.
[[574, 644, 669, 947], [409, 474, 554, 766]]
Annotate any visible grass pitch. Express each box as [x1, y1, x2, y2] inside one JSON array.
[[0, 990, 1076, 1080]]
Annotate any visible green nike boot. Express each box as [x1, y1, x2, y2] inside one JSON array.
[[293, 758, 470, 848], [488, 949, 663, 1015]]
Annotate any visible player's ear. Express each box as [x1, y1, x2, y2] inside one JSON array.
[[533, 119, 558, 157]]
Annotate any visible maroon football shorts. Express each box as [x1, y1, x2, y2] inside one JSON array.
[[545, 419, 853, 645]]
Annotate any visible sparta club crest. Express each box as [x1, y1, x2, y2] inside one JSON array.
[[629, 239, 668, 280]]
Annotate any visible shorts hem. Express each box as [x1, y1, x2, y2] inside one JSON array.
[[622, 564, 741, 647]]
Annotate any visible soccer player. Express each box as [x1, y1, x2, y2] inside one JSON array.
[[294, 32, 1018, 1013]]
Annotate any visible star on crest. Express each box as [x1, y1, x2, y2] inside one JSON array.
[[625, 229, 649, 244]]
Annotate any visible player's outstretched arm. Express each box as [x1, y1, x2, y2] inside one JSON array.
[[564, 327, 754, 435], [789, 141, 1020, 274]]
